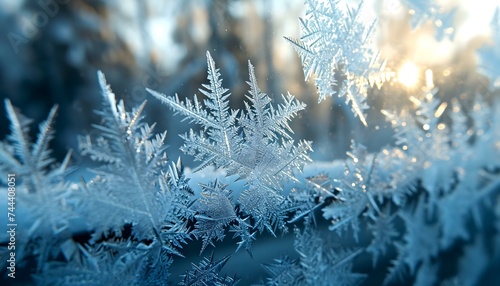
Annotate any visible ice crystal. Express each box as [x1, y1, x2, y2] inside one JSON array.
[[260, 223, 365, 286], [193, 180, 238, 253], [286, 0, 386, 125], [0, 99, 74, 272], [148, 52, 312, 236], [179, 253, 237, 286], [77, 72, 194, 255]]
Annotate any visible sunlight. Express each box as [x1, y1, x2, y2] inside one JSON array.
[[398, 62, 420, 88]]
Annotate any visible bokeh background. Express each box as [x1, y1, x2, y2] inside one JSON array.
[[0, 0, 498, 167]]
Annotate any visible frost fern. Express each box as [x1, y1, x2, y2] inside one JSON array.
[[147, 52, 312, 236]]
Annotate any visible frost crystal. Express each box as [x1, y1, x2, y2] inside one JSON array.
[[193, 180, 238, 253], [179, 253, 237, 286], [77, 72, 194, 255], [286, 0, 386, 126], [0, 99, 74, 272], [260, 223, 365, 286], [148, 52, 312, 236]]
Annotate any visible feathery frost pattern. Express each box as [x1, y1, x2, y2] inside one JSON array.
[[316, 86, 499, 284], [31, 72, 198, 286], [179, 253, 237, 286], [260, 222, 365, 286], [193, 180, 239, 253], [148, 52, 312, 236], [0, 99, 73, 273], [380, 91, 500, 284], [286, 0, 386, 126], [2, 1, 500, 285], [35, 238, 169, 286], [78, 72, 195, 255]]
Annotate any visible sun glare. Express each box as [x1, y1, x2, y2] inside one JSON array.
[[398, 62, 419, 88]]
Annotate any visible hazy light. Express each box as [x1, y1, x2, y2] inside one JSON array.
[[398, 62, 419, 88], [409, 96, 421, 106], [385, 0, 403, 14], [425, 69, 434, 89], [434, 102, 448, 118]]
